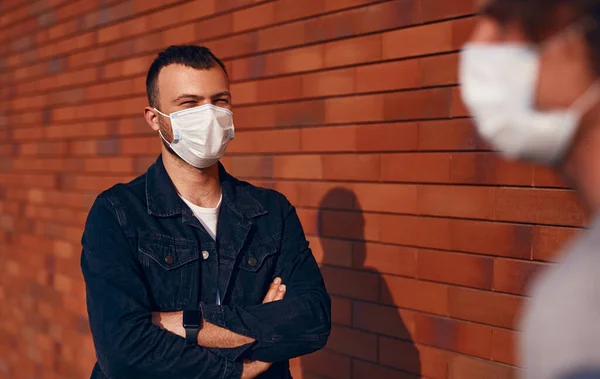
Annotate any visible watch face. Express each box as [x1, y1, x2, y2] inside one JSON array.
[[183, 310, 201, 327]]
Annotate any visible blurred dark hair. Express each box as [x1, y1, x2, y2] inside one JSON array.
[[145, 45, 227, 108], [483, 0, 600, 74]]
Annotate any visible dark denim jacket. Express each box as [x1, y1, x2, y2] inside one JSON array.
[[81, 156, 331, 379]]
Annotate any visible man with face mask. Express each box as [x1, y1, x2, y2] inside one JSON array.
[[80, 45, 331, 379], [460, 1, 600, 378]]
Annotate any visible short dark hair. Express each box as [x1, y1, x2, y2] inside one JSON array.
[[483, 0, 600, 74], [145, 45, 227, 108]]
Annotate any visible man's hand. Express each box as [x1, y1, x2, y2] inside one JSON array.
[[242, 360, 273, 379], [263, 277, 286, 304], [152, 311, 185, 337], [240, 277, 287, 378]]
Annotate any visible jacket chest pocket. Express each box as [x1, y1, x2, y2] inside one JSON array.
[[233, 239, 278, 305], [137, 233, 199, 309]]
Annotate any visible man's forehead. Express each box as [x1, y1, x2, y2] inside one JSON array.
[[157, 64, 229, 97]]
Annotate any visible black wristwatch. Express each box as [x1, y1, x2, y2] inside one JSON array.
[[183, 310, 203, 343]]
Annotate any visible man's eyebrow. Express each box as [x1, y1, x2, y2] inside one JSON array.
[[173, 94, 203, 103], [172, 92, 231, 103], [211, 91, 231, 98]]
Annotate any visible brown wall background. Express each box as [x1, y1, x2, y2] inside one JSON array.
[[0, 0, 587, 378]]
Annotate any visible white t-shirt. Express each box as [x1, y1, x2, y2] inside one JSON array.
[[180, 195, 222, 241], [180, 195, 222, 304]]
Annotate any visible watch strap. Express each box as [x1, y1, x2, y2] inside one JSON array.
[[185, 325, 199, 343]]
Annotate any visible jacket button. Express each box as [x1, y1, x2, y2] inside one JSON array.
[[164, 255, 174, 265], [202, 250, 210, 260], [248, 257, 257, 266]]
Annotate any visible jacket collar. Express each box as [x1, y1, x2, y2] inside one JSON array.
[[145, 155, 267, 219]]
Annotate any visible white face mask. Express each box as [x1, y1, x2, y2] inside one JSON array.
[[460, 43, 600, 164], [155, 104, 235, 169]]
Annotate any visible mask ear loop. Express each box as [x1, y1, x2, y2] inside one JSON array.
[[153, 108, 181, 142], [570, 81, 600, 117]]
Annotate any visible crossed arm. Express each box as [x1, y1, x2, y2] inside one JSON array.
[[82, 196, 330, 379], [152, 278, 288, 378]]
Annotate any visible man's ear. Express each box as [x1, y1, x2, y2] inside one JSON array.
[[144, 107, 160, 132]]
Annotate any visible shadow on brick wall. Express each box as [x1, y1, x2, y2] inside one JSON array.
[[293, 187, 421, 379]]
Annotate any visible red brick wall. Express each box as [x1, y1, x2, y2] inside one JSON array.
[[0, 0, 587, 378]]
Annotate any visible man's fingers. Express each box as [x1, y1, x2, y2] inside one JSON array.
[[262, 277, 281, 303], [273, 285, 286, 301]]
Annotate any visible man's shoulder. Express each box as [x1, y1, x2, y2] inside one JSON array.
[[98, 173, 146, 200], [94, 171, 147, 208]]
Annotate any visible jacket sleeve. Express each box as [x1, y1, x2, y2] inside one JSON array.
[[202, 196, 332, 362], [81, 195, 242, 379]]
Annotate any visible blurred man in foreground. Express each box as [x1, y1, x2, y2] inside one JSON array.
[[460, 1, 600, 378]]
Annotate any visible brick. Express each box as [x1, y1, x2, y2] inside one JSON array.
[[325, 94, 385, 124], [274, 0, 325, 23], [309, 183, 356, 210], [418, 249, 494, 289], [353, 360, 419, 379], [385, 88, 453, 121], [418, 119, 486, 151], [495, 188, 586, 227], [382, 21, 454, 60], [381, 153, 451, 183], [300, 125, 357, 152], [447, 219, 532, 259], [330, 295, 351, 326], [382, 275, 449, 315], [324, 34, 382, 68], [355, 59, 420, 93], [257, 20, 305, 51], [420, 53, 459, 86], [321, 266, 379, 301], [196, 13, 233, 40], [258, 75, 303, 103], [379, 336, 447, 378], [356, 122, 419, 152], [353, 301, 416, 340], [354, 182, 419, 215], [267, 44, 325, 77], [493, 259, 546, 296], [451, 86, 469, 117], [163, 23, 196, 47], [532, 226, 580, 262], [232, 2, 274, 32], [448, 287, 523, 329], [372, 215, 532, 258], [317, 209, 365, 240], [227, 129, 300, 154], [229, 156, 274, 178], [310, 236, 353, 267], [321, 154, 380, 181], [417, 185, 496, 219], [302, 68, 355, 98], [448, 355, 519, 379], [326, 325, 377, 361], [358, 242, 418, 276], [273, 155, 322, 179], [422, 0, 478, 22], [298, 349, 350, 379], [492, 328, 518, 366], [414, 313, 493, 358], [450, 153, 534, 186]]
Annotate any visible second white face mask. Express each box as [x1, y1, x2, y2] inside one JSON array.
[[459, 43, 600, 165], [155, 104, 235, 169]]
